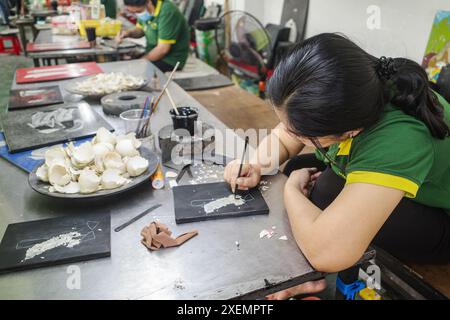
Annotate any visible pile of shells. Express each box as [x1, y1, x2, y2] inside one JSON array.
[[35, 127, 149, 194]]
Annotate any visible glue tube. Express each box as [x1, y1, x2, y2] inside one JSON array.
[[151, 164, 165, 189]]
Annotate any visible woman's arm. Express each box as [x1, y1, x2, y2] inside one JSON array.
[[284, 173, 404, 272], [145, 43, 172, 61], [121, 28, 145, 39], [224, 122, 305, 190], [253, 122, 305, 174]]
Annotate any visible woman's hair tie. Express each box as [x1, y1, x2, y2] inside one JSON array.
[[377, 56, 397, 79]]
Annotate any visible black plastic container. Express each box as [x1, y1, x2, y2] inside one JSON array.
[[170, 106, 199, 136], [85, 27, 97, 45], [51, 0, 58, 11]]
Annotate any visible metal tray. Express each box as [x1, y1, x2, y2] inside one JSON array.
[[28, 147, 159, 199], [65, 76, 149, 99]]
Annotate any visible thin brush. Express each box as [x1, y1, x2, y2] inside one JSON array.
[[135, 96, 150, 136], [234, 136, 250, 199], [138, 98, 155, 138], [152, 61, 180, 113]]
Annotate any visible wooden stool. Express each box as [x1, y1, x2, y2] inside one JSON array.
[[0, 29, 21, 55]]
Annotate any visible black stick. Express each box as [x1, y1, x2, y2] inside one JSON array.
[[234, 136, 249, 198], [114, 204, 162, 232]]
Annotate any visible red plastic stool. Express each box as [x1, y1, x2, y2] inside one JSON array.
[[0, 35, 21, 55]]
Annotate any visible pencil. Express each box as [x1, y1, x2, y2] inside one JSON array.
[[234, 136, 249, 198]]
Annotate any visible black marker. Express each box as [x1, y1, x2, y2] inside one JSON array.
[[234, 136, 249, 199]]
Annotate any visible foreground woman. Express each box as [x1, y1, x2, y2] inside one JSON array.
[[224, 33, 450, 299]]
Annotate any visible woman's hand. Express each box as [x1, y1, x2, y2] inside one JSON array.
[[285, 168, 322, 197], [223, 160, 262, 192]]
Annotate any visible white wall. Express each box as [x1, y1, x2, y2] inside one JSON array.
[[304, 0, 450, 63], [208, 0, 450, 63]]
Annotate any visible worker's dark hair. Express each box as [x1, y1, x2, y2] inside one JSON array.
[[268, 33, 450, 139], [124, 0, 157, 6]]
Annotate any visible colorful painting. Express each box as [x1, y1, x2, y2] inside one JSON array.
[[422, 10, 450, 83]]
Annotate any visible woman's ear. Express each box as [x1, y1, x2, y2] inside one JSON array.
[[343, 129, 363, 139]]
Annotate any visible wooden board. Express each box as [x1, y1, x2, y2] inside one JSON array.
[[190, 85, 279, 133], [0, 102, 113, 153], [0, 213, 110, 274], [173, 182, 269, 224], [8, 85, 63, 110], [15, 62, 102, 84], [26, 41, 91, 52]]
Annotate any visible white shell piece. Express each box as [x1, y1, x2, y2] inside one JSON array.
[[94, 155, 105, 173], [116, 132, 141, 149], [115, 139, 139, 157], [53, 181, 80, 194], [71, 142, 95, 168], [126, 156, 149, 177], [78, 169, 100, 194], [48, 163, 71, 186], [101, 169, 128, 189], [103, 151, 126, 173], [94, 127, 116, 145], [36, 164, 49, 182], [44, 147, 67, 167], [92, 142, 114, 158]]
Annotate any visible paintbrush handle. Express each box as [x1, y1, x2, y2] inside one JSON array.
[[152, 61, 180, 112], [166, 88, 179, 115], [234, 136, 249, 196]]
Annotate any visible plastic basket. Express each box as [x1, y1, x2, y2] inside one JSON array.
[[79, 20, 122, 37]]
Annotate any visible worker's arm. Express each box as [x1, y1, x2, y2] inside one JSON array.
[[144, 42, 172, 62], [224, 122, 305, 190], [284, 169, 404, 273], [117, 28, 145, 42], [253, 122, 305, 174]]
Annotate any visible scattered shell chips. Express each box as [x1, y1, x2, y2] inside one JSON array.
[[73, 73, 145, 96]]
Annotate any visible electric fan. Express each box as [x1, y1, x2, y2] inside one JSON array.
[[215, 10, 272, 81]]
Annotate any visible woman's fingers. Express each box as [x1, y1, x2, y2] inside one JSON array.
[[223, 161, 260, 192], [311, 170, 322, 181]]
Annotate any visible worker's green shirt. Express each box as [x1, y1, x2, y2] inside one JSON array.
[[101, 0, 117, 19], [317, 92, 450, 214], [137, 0, 189, 69]]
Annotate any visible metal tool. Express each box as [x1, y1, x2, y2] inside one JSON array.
[[114, 204, 162, 232], [176, 164, 192, 183]]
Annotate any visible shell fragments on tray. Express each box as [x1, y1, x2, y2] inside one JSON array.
[[35, 127, 149, 194], [73, 73, 145, 96]]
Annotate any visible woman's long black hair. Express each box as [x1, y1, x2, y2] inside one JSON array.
[[268, 33, 450, 140]]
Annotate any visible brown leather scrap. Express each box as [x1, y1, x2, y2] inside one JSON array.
[[141, 222, 198, 251]]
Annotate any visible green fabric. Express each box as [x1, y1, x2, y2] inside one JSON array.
[[101, 0, 117, 19], [137, 0, 189, 69], [317, 92, 450, 214]]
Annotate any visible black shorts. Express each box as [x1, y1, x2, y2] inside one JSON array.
[[284, 153, 450, 264]]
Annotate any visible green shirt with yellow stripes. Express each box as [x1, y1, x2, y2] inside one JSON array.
[[137, 0, 189, 69], [317, 92, 450, 214]]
